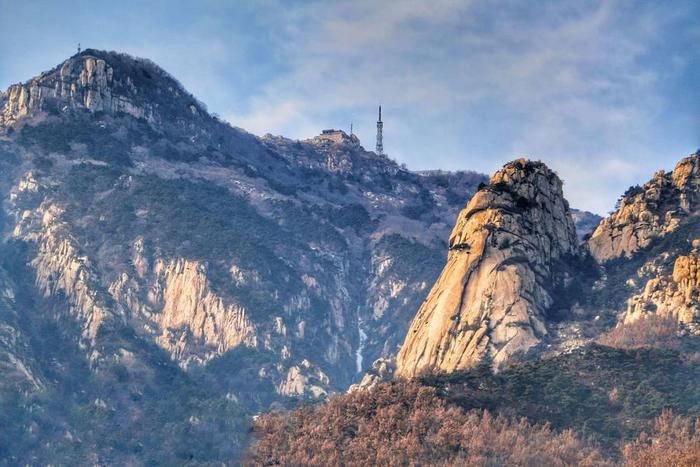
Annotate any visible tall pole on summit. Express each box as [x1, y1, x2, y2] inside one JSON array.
[[376, 105, 384, 156]]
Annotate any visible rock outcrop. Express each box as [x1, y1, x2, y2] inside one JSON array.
[[107, 257, 260, 367], [587, 152, 700, 331], [588, 153, 700, 262], [0, 267, 44, 393], [276, 359, 330, 398], [396, 159, 579, 376], [0, 49, 206, 128], [3, 55, 143, 125], [623, 249, 700, 333], [147, 258, 257, 365], [348, 357, 396, 392]]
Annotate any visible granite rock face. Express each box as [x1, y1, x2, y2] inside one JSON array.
[[109, 257, 258, 366], [587, 152, 700, 332], [396, 159, 580, 376], [623, 249, 700, 333], [0, 266, 44, 394], [12, 200, 122, 346], [0, 51, 207, 128], [588, 154, 700, 262], [348, 357, 396, 392], [2, 55, 139, 124]]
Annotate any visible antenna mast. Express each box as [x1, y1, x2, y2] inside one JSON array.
[[375, 105, 384, 155]]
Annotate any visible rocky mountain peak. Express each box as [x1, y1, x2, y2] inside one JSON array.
[[588, 151, 700, 262], [0, 49, 207, 128], [395, 159, 579, 376], [448, 158, 579, 258]]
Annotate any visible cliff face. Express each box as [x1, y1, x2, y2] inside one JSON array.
[[109, 257, 258, 366], [14, 201, 122, 345], [396, 160, 579, 376], [588, 154, 700, 262], [623, 251, 699, 331]]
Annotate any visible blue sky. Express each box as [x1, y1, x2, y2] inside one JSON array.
[[1, 0, 698, 214]]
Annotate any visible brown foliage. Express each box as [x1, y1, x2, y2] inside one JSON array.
[[245, 381, 612, 466], [597, 315, 681, 350], [622, 411, 700, 467]]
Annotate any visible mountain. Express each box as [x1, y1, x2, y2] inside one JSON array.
[[0, 50, 486, 463], [589, 155, 700, 262], [570, 208, 602, 241]]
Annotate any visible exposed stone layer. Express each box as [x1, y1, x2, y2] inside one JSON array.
[[587, 152, 700, 331], [148, 258, 257, 364], [276, 359, 329, 398], [624, 250, 700, 333], [0, 50, 211, 131], [396, 159, 579, 377], [13, 201, 121, 344], [588, 153, 700, 262], [2, 55, 151, 125], [0, 268, 44, 393]]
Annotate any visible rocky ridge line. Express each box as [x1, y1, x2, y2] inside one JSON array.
[[0, 49, 206, 129], [588, 152, 700, 262]]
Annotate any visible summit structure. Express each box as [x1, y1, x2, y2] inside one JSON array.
[[375, 105, 384, 156]]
